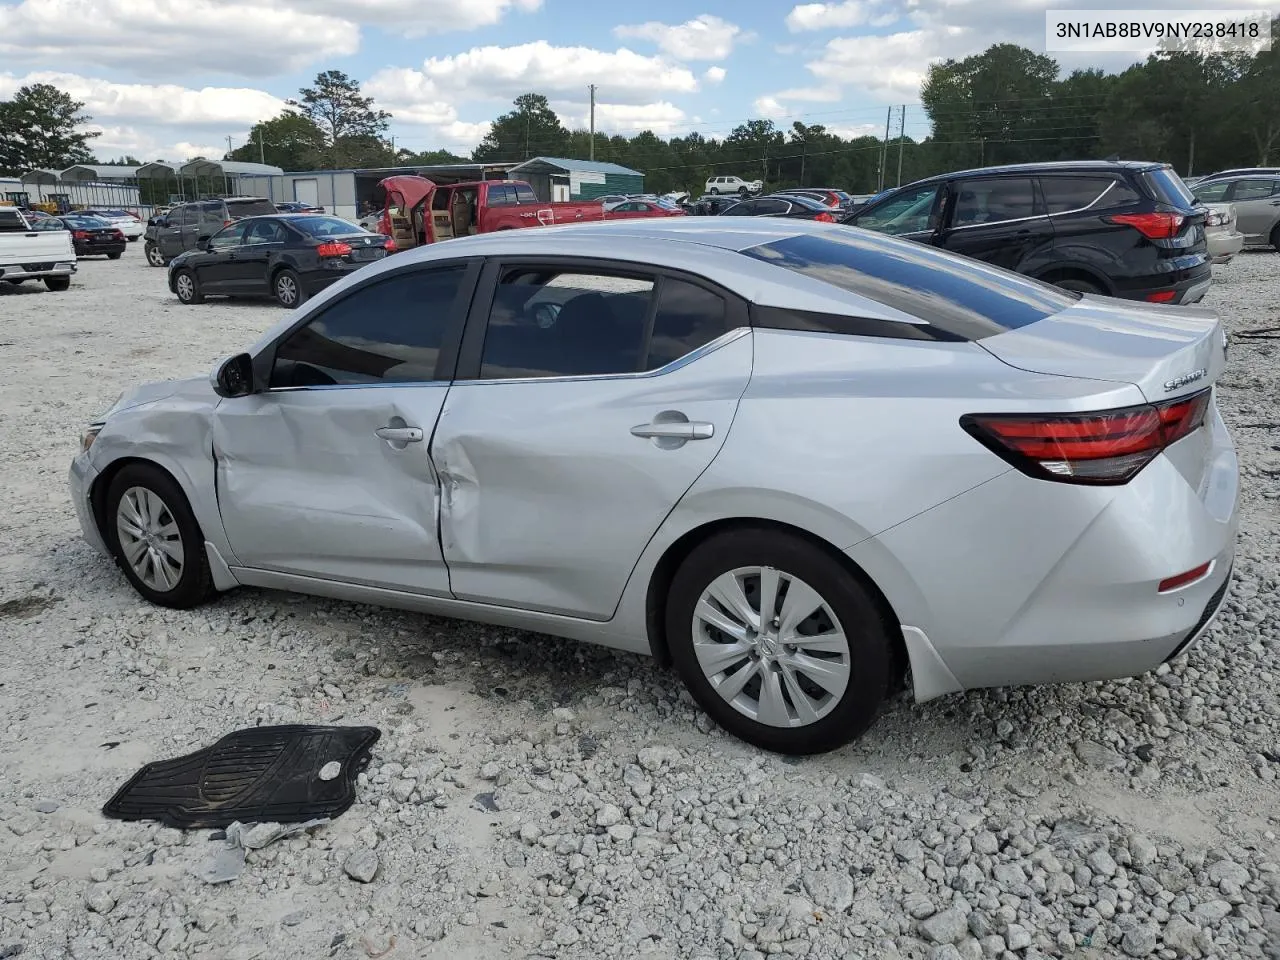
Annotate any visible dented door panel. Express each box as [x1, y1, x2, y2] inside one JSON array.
[[433, 333, 754, 620], [212, 385, 451, 593]]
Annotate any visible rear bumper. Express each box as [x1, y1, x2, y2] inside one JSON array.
[[0, 261, 76, 280], [850, 404, 1239, 696], [1112, 260, 1213, 305], [1207, 230, 1245, 263], [75, 242, 127, 257]]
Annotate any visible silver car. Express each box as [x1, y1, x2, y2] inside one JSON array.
[[1192, 175, 1280, 251], [69, 219, 1239, 755]]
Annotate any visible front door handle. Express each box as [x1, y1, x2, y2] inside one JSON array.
[[375, 425, 423, 443], [630, 421, 714, 441]]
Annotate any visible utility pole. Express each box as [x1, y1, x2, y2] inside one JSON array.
[[226, 135, 233, 155], [878, 107, 891, 191], [896, 105, 906, 186], [525, 114, 531, 160], [589, 84, 597, 161], [1187, 129, 1195, 178], [258, 127, 265, 165]]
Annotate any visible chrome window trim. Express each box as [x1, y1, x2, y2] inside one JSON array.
[[453, 327, 751, 387], [267, 380, 452, 394], [947, 176, 1120, 233]]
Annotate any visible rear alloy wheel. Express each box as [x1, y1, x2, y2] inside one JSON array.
[[274, 268, 306, 308], [106, 464, 214, 609], [709, 188, 720, 195], [666, 527, 895, 754], [173, 269, 202, 304], [739, 186, 749, 196], [145, 243, 165, 267], [1052, 277, 1104, 295]]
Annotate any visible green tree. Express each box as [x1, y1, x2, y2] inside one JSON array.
[[226, 112, 325, 170], [394, 147, 470, 166], [1235, 19, 1280, 164], [286, 70, 392, 167], [0, 83, 99, 176], [472, 94, 569, 162]]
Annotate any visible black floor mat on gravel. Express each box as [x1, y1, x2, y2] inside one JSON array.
[[102, 724, 381, 829]]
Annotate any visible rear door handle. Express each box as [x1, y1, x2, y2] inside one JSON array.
[[630, 421, 714, 440], [375, 425, 423, 443]]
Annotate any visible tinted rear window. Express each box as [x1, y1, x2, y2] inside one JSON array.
[[741, 230, 1079, 340], [226, 199, 277, 218], [291, 216, 366, 237], [1142, 168, 1198, 209]]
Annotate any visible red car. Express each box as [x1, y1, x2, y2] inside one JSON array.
[[602, 198, 686, 219]]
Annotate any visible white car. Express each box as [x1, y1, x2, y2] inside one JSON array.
[[0, 206, 77, 290], [82, 208, 145, 241], [705, 176, 763, 196]]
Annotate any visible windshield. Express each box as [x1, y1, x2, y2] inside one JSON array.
[[65, 216, 111, 228], [854, 185, 941, 235], [292, 215, 366, 237]]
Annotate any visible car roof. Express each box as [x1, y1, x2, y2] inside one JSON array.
[[892, 161, 1163, 192], [246, 219, 960, 362]]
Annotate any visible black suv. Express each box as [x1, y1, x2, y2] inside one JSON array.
[[842, 161, 1211, 304], [144, 197, 277, 267]]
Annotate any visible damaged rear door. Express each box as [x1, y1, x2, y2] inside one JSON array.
[[432, 258, 753, 620], [211, 261, 478, 593]]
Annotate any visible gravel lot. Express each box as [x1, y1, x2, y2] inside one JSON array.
[[1, 245, 1278, 960]]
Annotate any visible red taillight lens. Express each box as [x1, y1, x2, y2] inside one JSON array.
[[961, 389, 1211, 485], [383, 237, 397, 252], [1103, 212, 1184, 240], [1145, 290, 1177, 303], [72, 230, 90, 240], [224, 219, 234, 227], [316, 242, 352, 257], [814, 212, 835, 223]]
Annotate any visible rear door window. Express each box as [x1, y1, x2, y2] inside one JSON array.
[[740, 230, 1079, 339], [1192, 181, 1231, 203], [1040, 176, 1128, 214], [1227, 179, 1280, 201], [198, 202, 226, 232], [950, 178, 1038, 227], [645, 279, 729, 370], [487, 185, 515, 206]]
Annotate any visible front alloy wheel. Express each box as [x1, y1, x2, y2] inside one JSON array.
[[115, 486, 185, 592], [145, 243, 165, 267]]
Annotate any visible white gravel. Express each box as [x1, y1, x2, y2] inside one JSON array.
[[1, 246, 1278, 960]]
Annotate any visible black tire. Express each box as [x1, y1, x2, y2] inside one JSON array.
[[1052, 277, 1104, 295], [666, 527, 895, 755], [105, 463, 215, 609], [107, 252, 122, 260], [273, 268, 306, 308], [45, 276, 70, 292], [1271, 224, 1280, 253], [145, 243, 166, 267], [738, 186, 749, 196], [127, 236, 138, 242], [709, 188, 720, 195], [5, 278, 26, 285], [173, 268, 203, 304]]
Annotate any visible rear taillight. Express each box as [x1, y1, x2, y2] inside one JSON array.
[[1158, 562, 1211, 593], [814, 212, 835, 223], [960, 389, 1211, 485], [72, 230, 90, 240], [1145, 290, 1177, 303], [383, 237, 397, 252], [1103, 211, 1184, 240], [316, 242, 352, 257]]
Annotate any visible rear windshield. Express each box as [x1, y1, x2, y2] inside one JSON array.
[[1142, 167, 1198, 209], [65, 216, 111, 228], [226, 198, 278, 218], [290, 215, 365, 237], [740, 230, 1079, 339]]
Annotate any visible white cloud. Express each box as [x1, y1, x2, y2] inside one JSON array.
[[806, 27, 970, 99], [397, 41, 699, 106], [753, 97, 789, 119], [787, 1, 875, 31], [0, 0, 355, 77], [364, 68, 460, 126], [90, 125, 225, 162], [556, 100, 689, 136], [0, 72, 286, 128], [704, 66, 727, 84], [613, 14, 745, 61], [301, 0, 541, 36]]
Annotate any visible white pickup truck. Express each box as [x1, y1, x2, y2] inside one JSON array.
[[0, 207, 77, 291]]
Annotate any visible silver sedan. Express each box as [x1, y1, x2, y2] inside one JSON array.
[[70, 218, 1239, 754]]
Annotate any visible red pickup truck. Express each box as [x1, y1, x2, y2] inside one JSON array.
[[374, 176, 679, 250]]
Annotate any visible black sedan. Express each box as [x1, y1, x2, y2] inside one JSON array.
[[275, 201, 326, 214], [32, 214, 127, 258], [717, 193, 839, 222], [167, 215, 393, 307]]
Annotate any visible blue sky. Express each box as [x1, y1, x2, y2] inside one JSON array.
[[0, 0, 1268, 163]]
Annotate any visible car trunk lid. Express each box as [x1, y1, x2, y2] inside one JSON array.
[[976, 296, 1229, 491]]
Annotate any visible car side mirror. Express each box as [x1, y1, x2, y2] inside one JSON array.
[[205, 241, 216, 252], [211, 353, 255, 398]]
